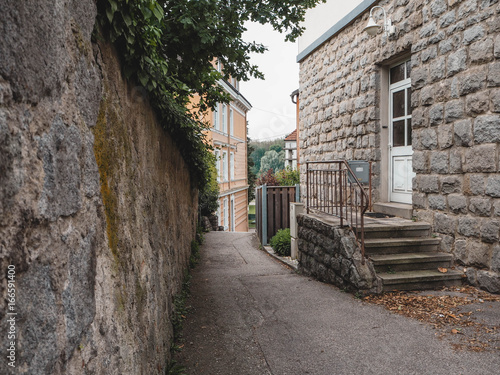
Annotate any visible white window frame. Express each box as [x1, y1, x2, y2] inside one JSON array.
[[229, 107, 234, 136], [222, 104, 227, 134], [214, 150, 221, 182], [222, 151, 228, 181], [213, 103, 220, 130], [217, 201, 222, 226], [230, 152, 235, 181], [230, 194, 235, 232], [223, 197, 229, 231]]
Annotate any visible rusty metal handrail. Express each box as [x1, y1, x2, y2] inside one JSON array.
[[306, 160, 370, 263]]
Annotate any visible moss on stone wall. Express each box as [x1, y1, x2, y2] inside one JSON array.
[[93, 96, 120, 260], [92, 82, 135, 266], [71, 19, 91, 62]]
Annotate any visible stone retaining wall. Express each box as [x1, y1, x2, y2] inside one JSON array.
[[0, 1, 197, 373], [299, 0, 500, 292], [297, 214, 379, 293]]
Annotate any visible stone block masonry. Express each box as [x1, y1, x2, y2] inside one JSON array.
[[297, 214, 379, 293], [299, 0, 500, 293], [0, 1, 198, 374]]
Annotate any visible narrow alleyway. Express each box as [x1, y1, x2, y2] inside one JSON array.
[[174, 232, 499, 374]]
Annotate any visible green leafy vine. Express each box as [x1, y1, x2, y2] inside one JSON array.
[[96, 0, 214, 189]]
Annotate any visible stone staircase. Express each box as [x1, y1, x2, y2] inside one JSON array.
[[359, 220, 464, 292]]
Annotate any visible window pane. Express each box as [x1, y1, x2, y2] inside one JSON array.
[[392, 90, 405, 118], [393, 120, 405, 147], [407, 119, 412, 146], [406, 60, 412, 78], [390, 63, 405, 84], [407, 88, 412, 115]]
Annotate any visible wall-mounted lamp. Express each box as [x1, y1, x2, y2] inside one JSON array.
[[363, 6, 396, 36]]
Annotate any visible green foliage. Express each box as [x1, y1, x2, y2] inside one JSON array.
[[167, 227, 203, 372], [247, 135, 257, 202], [97, 0, 323, 188], [256, 169, 279, 186], [260, 150, 284, 173], [250, 147, 266, 175], [198, 156, 220, 216], [270, 228, 291, 256], [195, 224, 205, 244], [171, 272, 191, 345], [249, 139, 285, 176], [269, 144, 283, 153], [165, 361, 187, 375], [97, 0, 213, 189], [275, 167, 300, 186], [189, 240, 200, 269]]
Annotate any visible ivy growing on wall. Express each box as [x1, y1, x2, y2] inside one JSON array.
[[96, 0, 323, 189]]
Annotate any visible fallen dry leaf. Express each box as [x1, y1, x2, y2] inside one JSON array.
[[438, 267, 448, 273], [363, 286, 500, 353]]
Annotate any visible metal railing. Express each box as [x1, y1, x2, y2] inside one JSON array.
[[306, 161, 370, 263]]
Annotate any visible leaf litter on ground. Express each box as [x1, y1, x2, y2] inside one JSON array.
[[363, 286, 500, 352]]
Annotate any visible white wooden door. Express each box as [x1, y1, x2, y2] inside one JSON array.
[[389, 60, 415, 204]]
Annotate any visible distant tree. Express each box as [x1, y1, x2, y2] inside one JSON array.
[[256, 169, 279, 186], [247, 134, 257, 202], [269, 144, 282, 153], [276, 167, 300, 186], [260, 150, 284, 173], [250, 147, 266, 175]]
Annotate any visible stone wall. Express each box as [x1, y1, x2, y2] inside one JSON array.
[[297, 214, 379, 293], [299, 0, 500, 292], [0, 1, 197, 373]]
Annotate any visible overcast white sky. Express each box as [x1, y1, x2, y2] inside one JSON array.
[[240, 22, 299, 142], [239, 1, 364, 142]]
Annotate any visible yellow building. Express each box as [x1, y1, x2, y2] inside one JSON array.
[[205, 77, 252, 232]]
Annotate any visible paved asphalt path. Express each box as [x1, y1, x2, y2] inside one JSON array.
[[174, 232, 500, 375]]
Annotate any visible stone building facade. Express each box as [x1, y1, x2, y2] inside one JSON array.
[[298, 0, 500, 292]]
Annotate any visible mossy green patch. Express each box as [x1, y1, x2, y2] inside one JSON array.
[[92, 91, 132, 263], [71, 19, 92, 64]]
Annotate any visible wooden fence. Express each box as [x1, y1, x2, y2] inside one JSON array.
[[255, 184, 300, 245]]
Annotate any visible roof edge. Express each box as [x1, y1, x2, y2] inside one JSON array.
[[218, 79, 252, 111], [297, 0, 378, 63]]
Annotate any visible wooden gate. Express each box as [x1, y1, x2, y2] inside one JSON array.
[[255, 185, 299, 245]]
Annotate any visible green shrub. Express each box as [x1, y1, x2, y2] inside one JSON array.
[[275, 167, 300, 186], [198, 158, 220, 216], [270, 228, 291, 256]]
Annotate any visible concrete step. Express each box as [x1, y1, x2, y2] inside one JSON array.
[[359, 223, 431, 239], [378, 269, 464, 292], [370, 252, 453, 272], [365, 237, 441, 255], [373, 202, 413, 219]]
